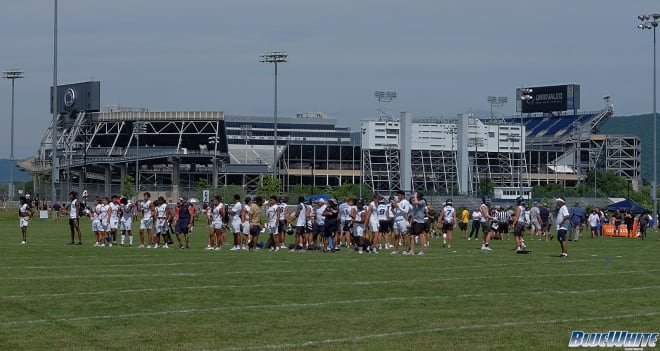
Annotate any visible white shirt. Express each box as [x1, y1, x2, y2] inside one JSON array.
[[588, 213, 600, 227], [70, 199, 79, 219], [441, 205, 455, 223], [471, 210, 481, 221], [296, 203, 308, 227], [339, 202, 350, 221], [157, 203, 168, 218], [279, 203, 287, 220], [393, 199, 411, 222], [110, 202, 120, 220], [556, 205, 570, 230], [121, 201, 134, 219], [230, 202, 242, 224], [267, 204, 279, 227], [212, 203, 224, 224], [316, 204, 327, 226], [377, 204, 388, 221], [142, 200, 153, 219]]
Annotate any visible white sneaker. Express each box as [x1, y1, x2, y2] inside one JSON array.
[[153, 244, 159, 249], [482, 246, 493, 251], [280, 243, 287, 249], [230, 246, 239, 251], [467, 237, 471, 240], [417, 251, 425, 256], [390, 250, 398, 255], [241, 245, 247, 250], [402, 250, 410, 255], [108, 243, 113, 247], [214, 246, 221, 251], [447, 245, 451, 249], [206, 245, 214, 250], [269, 248, 275, 252], [139, 244, 145, 248], [146, 245, 152, 249], [163, 244, 169, 249], [275, 247, 280, 252], [20, 240, 26, 245], [100, 243, 106, 247], [358, 249, 364, 254]]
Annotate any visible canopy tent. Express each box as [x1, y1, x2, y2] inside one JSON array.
[[304, 194, 331, 203], [605, 199, 649, 214]]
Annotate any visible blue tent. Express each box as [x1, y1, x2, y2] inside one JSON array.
[[605, 199, 649, 214]]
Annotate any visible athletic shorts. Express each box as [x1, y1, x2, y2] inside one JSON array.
[[140, 218, 153, 230], [369, 219, 380, 233], [393, 219, 408, 235], [278, 220, 286, 232], [242, 222, 250, 235], [379, 220, 392, 233], [481, 221, 491, 233], [557, 229, 568, 242], [110, 218, 119, 230], [268, 224, 278, 235], [296, 225, 307, 235], [156, 219, 168, 234], [458, 222, 467, 231], [250, 225, 262, 236], [411, 222, 425, 236], [530, 221, 541, 231], [231, 220, 242, 234], [69, 218, 79, 227], [20, 218, 29, 228], [212, 220, 224, 230], [175, 220, 190, 234], [541, 222, 551, 232], [92, 220, 103, 232], [119, 219, 132, 231], [341, 220, 352, 232], [513, 223, 525, 237], [312, 223, 325, 236]]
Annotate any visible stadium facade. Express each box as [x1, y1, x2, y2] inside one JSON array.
[[20, 81, 641, 202]]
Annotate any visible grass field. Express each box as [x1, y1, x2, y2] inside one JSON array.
[[1, 211, 659, 351]]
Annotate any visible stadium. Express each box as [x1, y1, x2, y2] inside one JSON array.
[[20, 82, 640, 203]]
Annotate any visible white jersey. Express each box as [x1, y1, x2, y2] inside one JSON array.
[[110, 202, 120, 221], [393, 199, 411, 222], [278, 203, 287, 221], [156, 203, 168, 219], [267, 204, 279, 227], [376, 204, 388, 221], [142, 200, 153, 219], [242, 204, 251, 223], [212, 203, 224, 225], [441, 205, 455, 224], [366, 201, 378, 226], [99, 204, 110, 225], [121, 201, 134, 218], [316, 205, 327, 226], [296, 203, 308, 227], [230, 202, 242, 224], [70, 199, 79, 219], [339, 202, 350, 222]]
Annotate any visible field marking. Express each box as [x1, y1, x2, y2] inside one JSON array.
[[3, 272, 197, 280], [1, 285, 659, 327], [213, 311, 660, 351]]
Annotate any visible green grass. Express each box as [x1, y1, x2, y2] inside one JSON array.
[[1, 211, 659, 350]]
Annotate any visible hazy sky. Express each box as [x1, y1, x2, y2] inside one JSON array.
[[0, 0, 658, 158]]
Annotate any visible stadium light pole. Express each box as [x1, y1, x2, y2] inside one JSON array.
[[519, 89, 533, 199], [3, 69, 23, 201], [487, 96, 508, 119], [260, 51, 287, 179], [639, 14, 659, 225], [133, 122, 146, 196], [52, 0, 58, 204]]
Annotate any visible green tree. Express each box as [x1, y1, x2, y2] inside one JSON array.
[[121, 176, 136, 199], [256, 174, 282, 198], [194, 178, 211, 201], [479, 177, 495, 196]]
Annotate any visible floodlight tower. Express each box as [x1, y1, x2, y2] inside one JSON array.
[[2, 69, 23, 201], [519, 89, 533, 199], [374, 91, 397, 120], [487, 96, 508, 119], [638, 13, 659, 225], [260, 51, 287, 178]]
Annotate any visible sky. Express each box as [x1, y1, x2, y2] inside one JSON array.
[[0, 0, 658, 158]]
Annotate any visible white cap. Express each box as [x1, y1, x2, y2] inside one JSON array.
[[556, 198, 565, 204], [317, 198, 325, 203]]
